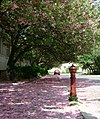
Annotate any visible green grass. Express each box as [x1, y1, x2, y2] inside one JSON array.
[[68, 96, 78, 102]]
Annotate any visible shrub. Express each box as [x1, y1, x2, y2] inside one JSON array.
[[15, 65, 48, 79], [93, 55, 100, 75]]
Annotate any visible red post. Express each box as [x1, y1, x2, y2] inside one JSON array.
[[69, 64, 77, 98], [54, 70, 60, 75]]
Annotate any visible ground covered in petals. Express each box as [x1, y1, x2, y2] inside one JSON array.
[[0, 75, 84, 119]]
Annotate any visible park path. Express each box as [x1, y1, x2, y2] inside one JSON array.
[[0, 75, 84, 119], [76, 75, 100, 119]]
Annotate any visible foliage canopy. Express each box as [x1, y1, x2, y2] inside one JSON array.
[[0, 0, 99, 71]]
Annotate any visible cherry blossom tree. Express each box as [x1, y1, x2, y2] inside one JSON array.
[[0, 0, 99, 76]]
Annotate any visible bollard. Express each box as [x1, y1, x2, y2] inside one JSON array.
[[69, 64, 77, 101], [54, 70, 60, 75]]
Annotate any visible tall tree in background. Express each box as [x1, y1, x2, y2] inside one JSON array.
[[0, 0, 99, 71]]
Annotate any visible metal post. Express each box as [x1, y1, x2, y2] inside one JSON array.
[[69, 64, 77, 101]]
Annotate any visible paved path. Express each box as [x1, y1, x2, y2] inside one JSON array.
[[0, 75, 83, 119], [0, 74, 100, 119], [58, 74, 100, 119], [76, 75, 100, 119]]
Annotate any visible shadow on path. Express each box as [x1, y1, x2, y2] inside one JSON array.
[[0, 75, 84, 119]]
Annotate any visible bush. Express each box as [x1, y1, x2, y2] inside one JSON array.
[[93, 55, 100, 75], [66, 68, 70, 73], [15, 65, 48, 79], [94, 55, 100, 70], [93, 71, 100, 75]]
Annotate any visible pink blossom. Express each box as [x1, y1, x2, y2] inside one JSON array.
[[18, 18, 27, 25], [12, 3, 19, 10]]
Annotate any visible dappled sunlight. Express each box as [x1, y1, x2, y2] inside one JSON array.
[[40, 74, 57, 79], [27, 111, 36, 117], [52, 86, 67, 88], [41, 89, 48, 93], [8, 88, 15, 92], [41, 106, 65, 113], [76, 76, 100, 119], [0, 75, 85, 118], [41, 104, 81, 119], [77, 85, 100, 102], [77, 77, 100, 88], [8, 101, 31, 105], [82, 111, 98, 119], [0, 88, 9, 91], [78, 102, 100, 119]]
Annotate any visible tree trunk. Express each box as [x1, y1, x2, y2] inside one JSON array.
[[7, 48, 17, 82]]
